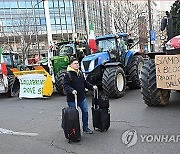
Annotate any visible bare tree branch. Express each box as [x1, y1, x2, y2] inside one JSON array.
[[0, 9, 42, 64], [111, 0, 148, 45]]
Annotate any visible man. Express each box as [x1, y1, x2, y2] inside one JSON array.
[[63, 58, 97, 134]]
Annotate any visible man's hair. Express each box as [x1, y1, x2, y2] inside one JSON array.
[[70, 57, 78, 64]]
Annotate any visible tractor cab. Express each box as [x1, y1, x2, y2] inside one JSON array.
[[96, 34, 120, 62], [56, 42, 75, 56], [56, 41, 86, 62], [95, 33, 134, 65], [3, 52, 20, 69]]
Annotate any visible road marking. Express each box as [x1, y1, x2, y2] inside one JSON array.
[[0, 128, 38, 136]]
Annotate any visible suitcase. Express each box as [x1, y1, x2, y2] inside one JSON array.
[[62, 94, 81, 143], [92, 89, 110, 132], [92, 90, 109, 109], [92, 107, 110, 132]]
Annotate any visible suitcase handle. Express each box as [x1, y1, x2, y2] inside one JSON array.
[[93, 88, 98, 99], [74, 94, 78, 109]]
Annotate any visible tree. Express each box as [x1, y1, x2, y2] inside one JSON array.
[[111, 0, 148, 46], [170, 0, 180, 36], [0, 10, 42, 64]]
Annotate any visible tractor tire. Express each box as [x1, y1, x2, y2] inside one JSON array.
[[140, 59, 170, 106], [127, 55, 144, 89], [6, 75, 15, 97], [55, 69, 67, 95], [102, 66, 126, 98]]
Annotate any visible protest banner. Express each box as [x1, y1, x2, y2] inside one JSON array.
[[18, 74, 46, 98], [155, 55, 180, 90]]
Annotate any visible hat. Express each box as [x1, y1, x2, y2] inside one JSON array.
[[70, 57, 78, 64]]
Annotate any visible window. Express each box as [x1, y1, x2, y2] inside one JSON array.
[[59, 1, 65, 7], [53, 1, 59, 8], [67, 24, 72, 30], [18, 1, 26, 8], [3, 55, 12, 66], [61, 17, 66, 24], [97, 38, 117, 52], [3, 2, 11, 8], [61, 24, 67, 30], [55, 18, 60, 24], [48, 1, 53, 8], [50, 18, 55, 25], [40, 18, 46, 25]]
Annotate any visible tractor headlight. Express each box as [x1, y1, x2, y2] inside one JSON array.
[[89, 60, 95, 72], [81, 61, 85, 72]]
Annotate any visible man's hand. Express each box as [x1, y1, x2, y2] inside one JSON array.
[[72, 90, 77, 95], [93, 85, 98, 90]]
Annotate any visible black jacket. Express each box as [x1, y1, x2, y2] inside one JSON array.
[[63, 70, 93, 102]]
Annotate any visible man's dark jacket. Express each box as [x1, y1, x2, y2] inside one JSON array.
[[63, 66, 93, 102]]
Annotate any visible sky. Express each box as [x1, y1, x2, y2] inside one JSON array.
[[155, 1, 174, 11]]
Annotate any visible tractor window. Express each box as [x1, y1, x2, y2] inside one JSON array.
[[3, 54, 12, 66], [59, 44, 74, 55], [13, 54, 18, 66], [118, 37, 127, 51], [97, 38, 116, 52]]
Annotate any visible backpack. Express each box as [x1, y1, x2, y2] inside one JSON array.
[[66, 71, 83, 81]]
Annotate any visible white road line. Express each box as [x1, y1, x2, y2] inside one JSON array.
[[0, 128, 38, 136]]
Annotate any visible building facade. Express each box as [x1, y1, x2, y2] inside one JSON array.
[[0, 0, 111, 55]]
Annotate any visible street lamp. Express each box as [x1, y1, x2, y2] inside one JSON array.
[[42, 0, 55, 82], [148, 0, 155, 52], [83, 0, 89, 39], [32, 0, 43, 62]]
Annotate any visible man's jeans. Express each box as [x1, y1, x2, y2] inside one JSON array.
[[68, 98, 88, 130]]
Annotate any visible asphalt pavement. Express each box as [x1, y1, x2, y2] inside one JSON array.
[[0, 89, 180, 154]]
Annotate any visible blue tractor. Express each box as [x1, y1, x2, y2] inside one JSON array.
[[81, 33, 143, 98]]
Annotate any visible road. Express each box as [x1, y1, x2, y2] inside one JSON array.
[[0, 89, 180, 154]]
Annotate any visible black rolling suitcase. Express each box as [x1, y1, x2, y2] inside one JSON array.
[[92, 90, 109, 109], [62, 94, 81, 143], [92, 89, 110, 132]]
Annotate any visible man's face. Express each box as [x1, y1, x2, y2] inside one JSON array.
[[70, 60, 79, 70]]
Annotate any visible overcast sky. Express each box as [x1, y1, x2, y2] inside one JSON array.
[[155, 1, 174, 11]]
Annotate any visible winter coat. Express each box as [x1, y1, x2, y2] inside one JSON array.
[[63, 65, 93, 102]]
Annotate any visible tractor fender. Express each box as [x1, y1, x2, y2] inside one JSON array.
[[104, 62, 125, 70], [125, 50, 140, 70]]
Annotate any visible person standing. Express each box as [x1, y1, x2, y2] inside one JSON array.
[[63, 58, 97, 134]]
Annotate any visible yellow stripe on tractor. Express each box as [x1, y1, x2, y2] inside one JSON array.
[[11, 66, 53, 97]]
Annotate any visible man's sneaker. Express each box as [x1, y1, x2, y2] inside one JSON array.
[[83, 128, 93, 134]]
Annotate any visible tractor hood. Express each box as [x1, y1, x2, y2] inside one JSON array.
[[81, 52, 110, 73], [166, 35, 180, 50], [39, 55, 69, 65], [83, 52, 109, 61]]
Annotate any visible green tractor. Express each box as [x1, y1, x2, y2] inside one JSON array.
[[39, 41, 88, 94]]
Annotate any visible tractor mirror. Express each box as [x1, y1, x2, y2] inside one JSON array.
[[127, 39, 134, 48], [161, 18, 167, 31]]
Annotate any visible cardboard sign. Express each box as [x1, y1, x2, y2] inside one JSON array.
[[18, 74, 46, 98], [155, 55, 180, 90]]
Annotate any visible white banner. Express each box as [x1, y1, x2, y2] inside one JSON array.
[[18, 74, 46, 98]]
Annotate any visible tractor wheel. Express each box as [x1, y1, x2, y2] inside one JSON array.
[[141, 59, 170, 106], [127, 55, 144, 89], [102, 66, 126, 98], [55, 69, 67, 95], [6, 75, 15, 97]]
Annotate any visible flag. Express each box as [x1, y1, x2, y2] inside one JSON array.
[[0, 48, 7, 76], [88, 23, 97, 54]]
